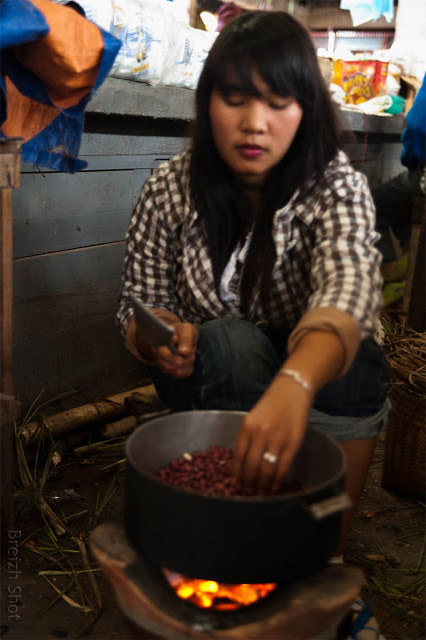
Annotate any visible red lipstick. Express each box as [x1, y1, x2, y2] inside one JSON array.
[[237, 145, 264, 158]]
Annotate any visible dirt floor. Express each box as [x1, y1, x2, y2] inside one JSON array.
[[1, 400, 425, 640]]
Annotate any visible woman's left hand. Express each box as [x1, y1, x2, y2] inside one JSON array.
[[232, 375, 313, 494]]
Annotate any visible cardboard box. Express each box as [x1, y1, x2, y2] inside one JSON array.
[[400, 75, 422, 113]]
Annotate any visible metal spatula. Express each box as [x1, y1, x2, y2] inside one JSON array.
[[129, 292, 179, 355]]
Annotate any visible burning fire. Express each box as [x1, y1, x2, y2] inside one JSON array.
[[163, 569, 276, 610]]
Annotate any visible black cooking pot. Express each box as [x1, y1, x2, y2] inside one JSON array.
[[125, 411, 349, 584]]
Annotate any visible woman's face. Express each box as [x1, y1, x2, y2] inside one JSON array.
[[209, 71, 303, 186]]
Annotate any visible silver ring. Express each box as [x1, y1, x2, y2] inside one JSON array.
[[263, 452, 278, 464]]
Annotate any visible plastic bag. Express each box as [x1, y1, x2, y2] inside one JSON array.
[[344, 95, 405, 114], [340, 0, 394, 27], [161, 23, 217, 89], [75, 0, 217, 89]]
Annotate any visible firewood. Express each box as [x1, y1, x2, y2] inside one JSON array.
[[21, 385, 158, 446], [101, 415, 137, 439], [101, 409, 171, 439], [51, 430, 91, 467]]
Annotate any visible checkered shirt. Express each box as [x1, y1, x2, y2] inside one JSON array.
[[117, 148, 382, 339]]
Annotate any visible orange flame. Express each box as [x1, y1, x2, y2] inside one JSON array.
[[163, 569, 276, 610]]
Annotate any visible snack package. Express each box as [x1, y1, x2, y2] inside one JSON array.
[[332, 59, 389, 104]]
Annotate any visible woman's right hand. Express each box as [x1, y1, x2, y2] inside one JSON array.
[[137, 322, 199, 379]]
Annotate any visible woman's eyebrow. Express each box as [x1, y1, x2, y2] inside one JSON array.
[[220, 82, 246, 94], [220, 83, 266, 98], [264, 91, 291, 100]]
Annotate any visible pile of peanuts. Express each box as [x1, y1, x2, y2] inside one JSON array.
[[156, 445, 303, 497]]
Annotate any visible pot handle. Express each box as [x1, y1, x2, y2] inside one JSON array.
[[308, 492, 351, 520]]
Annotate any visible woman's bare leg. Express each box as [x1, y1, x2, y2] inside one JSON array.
[[337, 436, 378, 555]]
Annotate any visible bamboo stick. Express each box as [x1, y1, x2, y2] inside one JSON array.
[[73, 537, 103, 611], [101, 415, 137, 439], [21, 385, 158, 446], [101, 408, 171, 439], [73, 440, 123, 456]]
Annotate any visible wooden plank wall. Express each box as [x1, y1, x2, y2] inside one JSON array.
[[12, 133, 188, 413]]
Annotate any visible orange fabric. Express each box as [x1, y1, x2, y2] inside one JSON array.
[[12, 0, 104, 110], [2, 76, 58, 141]]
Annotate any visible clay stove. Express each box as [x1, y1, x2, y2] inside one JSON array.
[[91, 412, 363, 638], [90, 521, 363, 640]]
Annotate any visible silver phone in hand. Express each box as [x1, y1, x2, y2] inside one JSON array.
[[129, 292, 179, 355]]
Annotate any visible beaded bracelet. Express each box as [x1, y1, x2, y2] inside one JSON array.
[[276, 368, 314, 397]]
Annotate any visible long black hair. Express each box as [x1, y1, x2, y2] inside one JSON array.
[[190, 11, 342, 316]]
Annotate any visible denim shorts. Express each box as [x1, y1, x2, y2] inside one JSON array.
[[149, 318, 389, 441]]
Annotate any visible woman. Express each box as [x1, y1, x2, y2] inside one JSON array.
[[117, 11, 388, 552]]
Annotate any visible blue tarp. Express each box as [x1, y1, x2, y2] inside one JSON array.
[[0, 0, 121, 172]]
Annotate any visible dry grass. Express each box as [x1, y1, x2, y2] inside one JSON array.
[[381, 319, 426, 397], [12, 390, 120, 626]]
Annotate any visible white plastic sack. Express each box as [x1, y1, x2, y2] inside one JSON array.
[[161, 23, 217, 89], [72, 0, 114, 33], [75, 0, 217, 89]]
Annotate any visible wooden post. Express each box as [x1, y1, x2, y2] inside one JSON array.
[[0, 138, 22, 558], [403, 195, 426, 331], [407, 223, 425, 331], [188, 0, 198, 28]]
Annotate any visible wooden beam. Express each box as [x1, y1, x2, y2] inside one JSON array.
[[0, 189, 14, 395], [0, 394, 20, 560], [0, 138, 22, 558], [0, 139, 22, 393], [403, 196, 426, 331], [0, 139, 22, 189]]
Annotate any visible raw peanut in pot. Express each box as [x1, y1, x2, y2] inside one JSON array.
[[157, 445, 304, 496]]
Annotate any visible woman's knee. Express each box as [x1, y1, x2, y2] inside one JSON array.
[[314, 337, 388, 418], [185, 318, 281, 410], [195, 318, 280, 384], [309, 337, 389, 440], [149, 319, 281, 412]]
